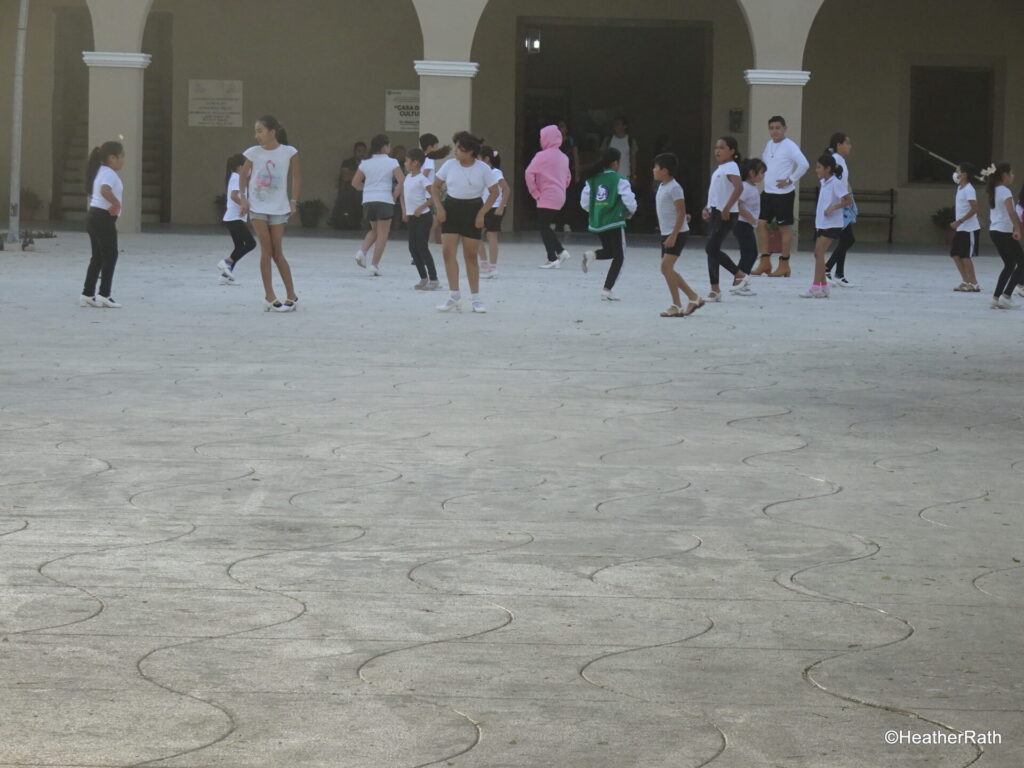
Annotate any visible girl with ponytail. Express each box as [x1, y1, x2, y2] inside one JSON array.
[[800, 153, 852, 299], [80, 141, 125, 308], [239, 115, 302, 312], [701, 136, 747, 302], [981, 162, 1024, 308], [824, 133, 857, 287]]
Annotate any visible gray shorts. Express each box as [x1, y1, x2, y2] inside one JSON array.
[[250, 212, 290, 226], [364, 202, 394, 222]]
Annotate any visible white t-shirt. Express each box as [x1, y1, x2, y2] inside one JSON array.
[[833, 153, 849, 187], [422, 156, 435, 182], [763, 137, 809, 195], [707, 161, 740, 213], [223, 172, 244, 222], [816, 175, 847, 230], [655, 179, 688, 236], [990, 186, 1015, 233], [609, 135, 633, 179], [738, 181, 761, 222], [89, 165, 123, 211], [489, 167, 505, 208], [359, 154, 400, 205], [243, 144, 298, 215], [955, 184, 980, 232], [403, 172, 432, 216], [436, 158, 493, 200]]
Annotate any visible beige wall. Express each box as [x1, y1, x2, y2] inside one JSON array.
[[803, 0, 1024, 243]]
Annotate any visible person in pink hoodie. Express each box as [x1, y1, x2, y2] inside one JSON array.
[[526, 124, 572, 268]]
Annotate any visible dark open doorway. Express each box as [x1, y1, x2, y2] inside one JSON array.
[[514, 17, 712, 234]]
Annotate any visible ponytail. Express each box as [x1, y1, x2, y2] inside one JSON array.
[[427, 145, 451, 161], [817, 152, 843, 180], [827, 132, 848, 153], [257, 114, 289, 147], [481, 145, 501, 170], [981, 162, 1011, 209], [719, 135, 741, 163], [583, 147, 620, 181], [85, 140, 123, 194], [225, 153, 246, 186]]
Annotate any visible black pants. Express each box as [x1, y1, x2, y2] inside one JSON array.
[[705, 210, 740, 285], [225, 219, 256, 264], [826, 224, 856, 277], [408, 212, 437, 281], [83, 207, 118, 298], [990, 230, 1024, 298], [734, 220, 758, 275], [594, 228, 626, 290], [537, 208, 565, 261]]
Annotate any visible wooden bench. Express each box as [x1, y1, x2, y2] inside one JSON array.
[[799, 187, 897, 243]]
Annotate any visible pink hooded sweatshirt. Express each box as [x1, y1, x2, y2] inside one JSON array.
[[525, 125, 571, 210]]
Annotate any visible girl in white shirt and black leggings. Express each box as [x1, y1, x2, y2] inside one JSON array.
[[984, 162, 1024, 309], [80, 141, 125, 308], [702, 136, 748, 302], [431, 131, 499, 314]]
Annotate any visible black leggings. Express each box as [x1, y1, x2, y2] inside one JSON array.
[[225, 219, 256, 264], [83, 207, 118, 298], [990, 231, 1024, 298], [826, 224, 856, 277], [594, 228, 626, 290], [705, 210, 740, 286], [408, 212, 438, 281], [538, 208, 565, 261], [734, 220, 758, 275]]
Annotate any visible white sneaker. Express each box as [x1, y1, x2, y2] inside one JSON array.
[[836, 277, 854, 287], [556, 249, 572, 266], [1016, 285, 1024, 297], [729, 276, 751, 293], [368, 263, 381, 276], [355, 250, 366, 268], [705, 291, 722, 303], [953, 282, 969, 292], [437, 297, 462, 312], [732, 285, 757, 296], [79, 294, 100, 307], [95, 295, 122, 308], [274, 297, 298, 312], [482, 268, 496, 279], [990, 297, 1001, 309], [217, 259, 233, 276], [581, 250, 595, 273], [472, 300, 487, 313], [825, 273, 839, 286], [601, 289, 620, 301], [424, 280, 442, 291], [539, 259, 559, 269], [799, 287, 829, 299], [997, 295, 1020, 309], [219, 274, 239, 286]]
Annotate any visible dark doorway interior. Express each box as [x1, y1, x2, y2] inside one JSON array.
[[515, 18, 712, 234]]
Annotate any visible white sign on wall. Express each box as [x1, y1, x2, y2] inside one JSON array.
[[188, 80, 243, 128], [385, 89, 420, 133]]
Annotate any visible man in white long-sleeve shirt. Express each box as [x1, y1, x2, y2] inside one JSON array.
[[752, 115, 809, 278]]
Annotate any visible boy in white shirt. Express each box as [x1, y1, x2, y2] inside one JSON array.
[[402, 148, 439, 290], [652, 153, 701, 317]]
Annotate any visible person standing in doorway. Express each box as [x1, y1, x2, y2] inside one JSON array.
[[525, 124, 572, 268], [80, 141, 125, 308], [341, 141, 368, 172], [752, 115, 809, 278], [601, 116, 639, 185]]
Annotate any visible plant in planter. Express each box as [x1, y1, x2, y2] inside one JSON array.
[[297, 199, 327, 228], [19, 188, 42, 222], [932, 206, 956, 244]]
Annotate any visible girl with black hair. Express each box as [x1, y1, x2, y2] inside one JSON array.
[[218, 153, 256, 286], [701, 136, 746, 302], [80, 141, 125, 308], [431, 131, 499, 313], [479, 145, 511, 278], [353, 133, 404, 276], [239, 114, 301, 312], [578, 147, 637, 301], [983, 162, 1024, 309], [800, 153, 852, 299], [733, 157, 766, 296], [824, 133, 857, 287], [949, 162, 981, 292]]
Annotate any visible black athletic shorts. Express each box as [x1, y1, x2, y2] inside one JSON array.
[[484, 209, 504, 233], [816, 227, 843, 240], [363, 202, 394, 222], [759, 191, 796, 226], [950, 230, 980, 259], [442, 197, 483, 239], [661, 232, 688, 256]]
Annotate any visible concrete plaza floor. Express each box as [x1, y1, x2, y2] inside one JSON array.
[[1, 230, 1022, 767]]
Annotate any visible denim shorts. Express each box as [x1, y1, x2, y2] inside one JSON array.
[[250, 212, 290, 226]]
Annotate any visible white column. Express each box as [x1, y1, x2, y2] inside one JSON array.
[[414, 60, 480, 143], [744, 69, 812, 154], [83, 51, 151, 233]]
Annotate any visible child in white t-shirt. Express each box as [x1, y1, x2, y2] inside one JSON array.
[[238, 114, 301, 312], [732, 158, 766, 297], [217, 153, 256, 286], [800, 153, 852, 299], [479, 146, 511, 278], [652, 153, 700, 317], [419, 132, 450, 245], [353, 133, 404, 276], [402, 148, 439, 290], [983, 162, 1024, 308], [80, 140, 125, 308], [949, 162, 981, 292]]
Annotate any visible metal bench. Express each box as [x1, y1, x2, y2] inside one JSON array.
[[799, 187, 897, 243]]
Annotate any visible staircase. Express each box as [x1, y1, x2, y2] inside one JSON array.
[[59, 97, 166, 224]]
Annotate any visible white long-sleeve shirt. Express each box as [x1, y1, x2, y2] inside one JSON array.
[[762, 137, 809, 195]]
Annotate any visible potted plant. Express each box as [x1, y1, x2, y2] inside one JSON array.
[[297, 198, 327, 228], [765, 216, 783, 253], [932, 206, 956, 244], [19, 188, 42, 222]]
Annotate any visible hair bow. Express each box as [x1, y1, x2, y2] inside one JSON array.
[[979, 164, 997, 178]]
